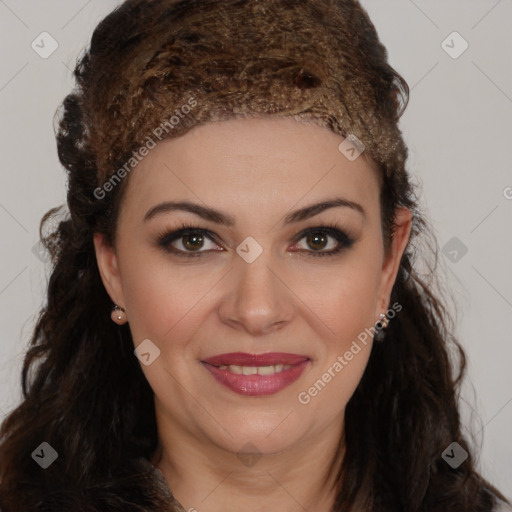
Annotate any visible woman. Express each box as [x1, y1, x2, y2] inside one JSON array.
[[0, 0, 510, 510]]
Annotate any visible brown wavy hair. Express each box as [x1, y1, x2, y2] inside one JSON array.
[[0, 0, 509, 510]]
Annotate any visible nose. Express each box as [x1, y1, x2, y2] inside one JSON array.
[[217, 252, 295, 337]]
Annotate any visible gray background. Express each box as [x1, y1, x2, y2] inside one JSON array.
[[0, 0, 511, 499]]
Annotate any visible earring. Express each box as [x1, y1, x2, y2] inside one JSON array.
[[373, 313, 389, 343], [111, 305, 127, 325]]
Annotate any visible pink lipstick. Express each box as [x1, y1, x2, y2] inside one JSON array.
[[201, 352, 310, 396]]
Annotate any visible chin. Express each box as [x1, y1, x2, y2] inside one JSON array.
[[198, 408, 310, 456]]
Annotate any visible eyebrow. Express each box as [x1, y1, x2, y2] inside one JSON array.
[[143, 197, 366, 226]]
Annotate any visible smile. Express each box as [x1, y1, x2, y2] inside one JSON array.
[[216, 364, 293, 375], [201, 352, 310, 396]]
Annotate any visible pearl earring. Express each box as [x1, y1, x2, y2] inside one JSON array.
[[111, 305, 127, 325], [373, 313, 389, 343]]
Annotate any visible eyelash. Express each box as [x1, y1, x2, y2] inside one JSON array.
[[156, 221, 355, 259]]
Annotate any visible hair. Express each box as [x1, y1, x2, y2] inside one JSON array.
[[0, 0, 509, 510]]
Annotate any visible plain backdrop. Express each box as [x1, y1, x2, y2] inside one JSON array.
[[0, 0, 511, 500]]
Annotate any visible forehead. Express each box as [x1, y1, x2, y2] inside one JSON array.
[[121, 117, 381, 222]]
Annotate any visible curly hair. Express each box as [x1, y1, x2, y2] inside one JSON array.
[[0, 0, 509, 510]]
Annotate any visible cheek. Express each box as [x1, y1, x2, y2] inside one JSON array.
[[292, 252, 382, 344], [294, 269, 379, 413], [118, 247, 223, 353], [296, 344, 371, 423], [318, 275, 378, 336], [119, 256, 213, 405], [292, 253, 381, 411]]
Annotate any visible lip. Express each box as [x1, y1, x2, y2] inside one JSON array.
[[201, 352, 310, 396], [202, 352, 309, 366]]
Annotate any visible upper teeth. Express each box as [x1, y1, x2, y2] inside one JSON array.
[[217, 364, 292, 375]]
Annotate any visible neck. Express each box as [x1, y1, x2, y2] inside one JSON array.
[[152, 415, 347, 512]]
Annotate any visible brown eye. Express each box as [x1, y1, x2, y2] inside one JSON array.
[[157, 227, 222, 257], [292, 226, 355, 258], [297, 230, 341, 253], [306, 232, 329, 251], [181, 233, 205, 251]]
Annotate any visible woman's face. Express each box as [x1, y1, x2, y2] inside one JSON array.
[[94, 117, 411, 457]]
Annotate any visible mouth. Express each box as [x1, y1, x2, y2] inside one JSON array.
[[201, 352, 310, 396]]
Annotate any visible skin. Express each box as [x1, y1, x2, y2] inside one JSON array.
[[94, 117, 412, 512]]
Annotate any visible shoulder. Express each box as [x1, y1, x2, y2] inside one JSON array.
[[137, 456, 172, 496], [136, 457, 187, 512]]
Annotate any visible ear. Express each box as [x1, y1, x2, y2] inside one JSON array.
[[93, 232, 126, 309], [375, 207, 412, 315]]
